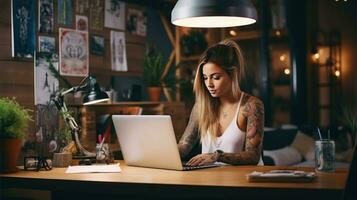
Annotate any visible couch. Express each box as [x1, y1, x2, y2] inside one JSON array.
[[263, 125, 352, 168]]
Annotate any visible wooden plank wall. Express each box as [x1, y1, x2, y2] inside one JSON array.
[[0, 0, 146, 135]]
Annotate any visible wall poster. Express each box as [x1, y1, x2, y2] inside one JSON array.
[[38, 35, 55, 53], [90, 0, 104, 30], [76, 0, 89, 14], [110, 31, 127, 71], [34, 52, 59, 105], [11, 0, 36, 58], [104, 0, 125, 30], [59, 28, 89, 77], [38, 0, 54, 33], [58, 0, 73, 26], [126, 7, 147, 37], [76, 15, 88, 31], [90, 34, 105, 55]]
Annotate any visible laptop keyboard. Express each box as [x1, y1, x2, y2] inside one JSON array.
[[182, 163, 219, 171]]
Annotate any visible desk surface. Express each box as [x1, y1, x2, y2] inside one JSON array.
[[0, 161, 348, 200]]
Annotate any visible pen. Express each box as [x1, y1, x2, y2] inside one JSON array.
[[99, 136, 105, 151], [98, 134, 102, 144]]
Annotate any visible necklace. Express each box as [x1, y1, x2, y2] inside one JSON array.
[[222, 111, 228, 119]]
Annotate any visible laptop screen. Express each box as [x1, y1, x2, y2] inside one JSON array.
[[112, 115, 184, 170]]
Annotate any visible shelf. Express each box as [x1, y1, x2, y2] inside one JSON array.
[[229, 29, 289, 41], [90, 67, 143, 77]]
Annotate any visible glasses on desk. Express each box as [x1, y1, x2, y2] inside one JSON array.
[[24, 156, 52, 171]]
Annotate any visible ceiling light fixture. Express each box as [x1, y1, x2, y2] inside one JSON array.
[[171, 0, 257, 28]]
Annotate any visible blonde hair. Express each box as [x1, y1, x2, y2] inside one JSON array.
[[193, 40, 246, 141]]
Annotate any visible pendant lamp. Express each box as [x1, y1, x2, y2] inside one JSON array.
[[171, 0, 257, 27]]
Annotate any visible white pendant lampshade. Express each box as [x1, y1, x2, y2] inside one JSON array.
[[171, 0, 257, 28]]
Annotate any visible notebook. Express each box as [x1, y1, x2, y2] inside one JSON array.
[[112, 115, 219, 171]]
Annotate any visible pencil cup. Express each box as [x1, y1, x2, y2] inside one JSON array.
[[315, 140, 335, 172], [96, 143, 110, 163]]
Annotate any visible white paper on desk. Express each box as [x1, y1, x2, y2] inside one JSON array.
[[66, 163, 121, 174]]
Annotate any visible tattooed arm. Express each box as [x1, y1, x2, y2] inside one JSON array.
[[178, 104, 200, 159], [218, 96, 265, 165]]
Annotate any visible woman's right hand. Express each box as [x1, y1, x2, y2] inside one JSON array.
[[186, 153, 218, 166]]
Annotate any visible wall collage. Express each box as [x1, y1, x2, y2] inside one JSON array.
[[11, 0, 147, 157]]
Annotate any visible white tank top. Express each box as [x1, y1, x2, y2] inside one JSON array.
[[201, 92, 264, 165]]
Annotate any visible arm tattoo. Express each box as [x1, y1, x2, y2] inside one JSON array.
[[219, 96, 265, 165], [178, 104, 200, 159]]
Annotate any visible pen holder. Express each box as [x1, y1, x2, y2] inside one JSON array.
[[315, 140, 335, 173], [96, 143, 111, 163]]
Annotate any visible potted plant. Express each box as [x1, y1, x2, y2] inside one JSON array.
[[0, 98, 32, 173], [341, 106, 357, 146], [143, 45, 165, 101]]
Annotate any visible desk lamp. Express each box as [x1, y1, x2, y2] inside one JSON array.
[[52, 76, 109, 158]]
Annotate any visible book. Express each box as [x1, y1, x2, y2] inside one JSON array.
[[247, 170, 317, 183]]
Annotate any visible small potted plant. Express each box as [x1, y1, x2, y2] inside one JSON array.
[[143, 45, 165, 101], [0, 98, 32, 173]]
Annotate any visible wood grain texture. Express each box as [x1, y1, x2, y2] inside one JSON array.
[[0, 161, 347, 200]]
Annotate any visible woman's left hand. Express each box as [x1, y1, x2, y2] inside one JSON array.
[[186, 153, 218, 166]]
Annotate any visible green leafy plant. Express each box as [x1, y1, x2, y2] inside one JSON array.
[[340, 106, 357, 145], [0, 98, 32, 139], [143, 45, 165, 87]]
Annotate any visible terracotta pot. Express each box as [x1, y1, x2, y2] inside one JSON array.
[[147, 87, 161, 102], [0, 138, 22, 173]]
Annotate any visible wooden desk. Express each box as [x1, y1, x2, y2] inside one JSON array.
[[0, 161, 347, 200]]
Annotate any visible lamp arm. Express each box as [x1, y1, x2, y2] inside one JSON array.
[[52, 89, 95, 158], [60, 102, 80, 132]]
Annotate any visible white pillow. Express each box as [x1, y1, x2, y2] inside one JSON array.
[[264, 146, 303, 166]]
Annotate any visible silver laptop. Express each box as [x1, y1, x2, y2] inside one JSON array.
[[112, 115, 219, 171]]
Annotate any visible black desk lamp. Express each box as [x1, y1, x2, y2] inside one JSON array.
[[52, 76, 109, 159]]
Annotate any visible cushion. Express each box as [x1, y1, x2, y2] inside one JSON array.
[[263, 146, 302, 166], [290, 131, 315, 161]]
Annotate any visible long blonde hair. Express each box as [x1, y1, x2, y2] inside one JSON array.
[[193, 40, 246, 141]]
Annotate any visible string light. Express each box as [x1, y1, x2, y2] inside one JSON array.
[[284, 68, 290, 75], [311, 52, 320, 63], [334, 69, 341, 77], [229, 30, 237, 36], [275, 30, 281, 37], [279, 54, 286, 62]]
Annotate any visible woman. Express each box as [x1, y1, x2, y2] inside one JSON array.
[[178, 40, 264, 166]]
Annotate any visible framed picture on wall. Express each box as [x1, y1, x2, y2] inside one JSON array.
[[38, 36, 55, 53], [126, 7, 147, 37], [58, 0, 73, 26], [76, 0, 89, 14], [11, 0, 36, 58], [76, 15, 88, 31], [110, 31, 127, 71], [90, 0, 104, 30], [38, 0, 54, 33], [90, 34, 105, 55], [59, 28, 89, 77], [104, 0, 125, 30], [34, 52, 59, 105]]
